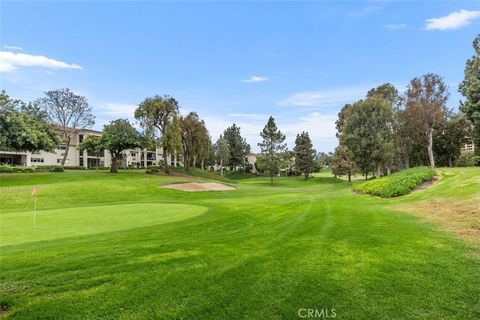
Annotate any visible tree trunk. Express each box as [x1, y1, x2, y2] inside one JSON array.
[[60, 135, 71, 167], [193, 155, 197, 169], [365, 172, 368, 180], [405, 157, 410, 169], [427, 127, 435, 168], [201, 158, 204, 170], [110, 153, 118, 173], [163, 145, 170, 173], [270, 172, 273, 185], [375, 164, 381, 179], [304, 172, 308, 180], [348, 172, 351, 182], [220, 159, 223, 176], [185, 152, 191, 172], [448, 156, 452, 167], [96, 156, 99, 172]]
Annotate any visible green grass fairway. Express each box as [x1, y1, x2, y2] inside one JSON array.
[[1, 203, 206, 247], [1, 169, 479, 319]]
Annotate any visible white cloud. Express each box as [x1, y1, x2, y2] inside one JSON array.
[[0, 51, 83, 72], [3, 45, 24, 51], [278, 85, 371, 108], [98, 102, 137, 118], [241, 75, 269, 83], [348, 4, 383, 17], [425, 9, 480, 31], [384, 24, 407, 30]]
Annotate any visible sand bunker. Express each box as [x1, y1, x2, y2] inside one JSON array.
[[161, 182, 235, 192]]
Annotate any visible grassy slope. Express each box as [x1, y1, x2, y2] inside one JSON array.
[[0, 169, 479, 319], [390, 167, 480, 243]]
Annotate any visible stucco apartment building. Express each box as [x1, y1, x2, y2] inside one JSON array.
[[0, 128, 183, 168]]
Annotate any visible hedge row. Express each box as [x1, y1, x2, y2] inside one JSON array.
[[352, 167, 436, 198], [0, 165, 64, 173]]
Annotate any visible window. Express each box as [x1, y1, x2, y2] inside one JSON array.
[[79, 158, 83, 166], [463, 143, 475, 151], [131, 152, 137, 157], [58, 145, 67, 150], [31, 158, 44, 163], [79, 134, 84, 143], [57, 159, 62, 163]]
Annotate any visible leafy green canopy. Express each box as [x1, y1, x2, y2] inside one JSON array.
[[0, 90, 59, 153], [214, 135, 230, 176], [330, 145, 356, 182], [100, 119, 141, 173], [135, 95, 180, 173], [342, 97, 394, 177], [459, 34, 480, 155]]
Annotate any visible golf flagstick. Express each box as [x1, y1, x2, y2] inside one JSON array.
[[32, 186, 38, 227]]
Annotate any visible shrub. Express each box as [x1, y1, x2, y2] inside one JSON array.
[[64, 166, 86, 170], [455, 151, 479, 167], [0, 165, 65, 173], [35, 165, 64, 172], [88, 166, 110, 170], [13, 167, 34, 173], [353, 167, 436, 198], [0, 165, 14, 173], [145, 165, 161, 174]]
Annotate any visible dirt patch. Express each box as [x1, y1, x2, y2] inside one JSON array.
[[412, 175, 439, 193], [161, 182, 234, 192], [396, 197, 480, 244]]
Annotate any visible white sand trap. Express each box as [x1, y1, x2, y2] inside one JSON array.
[[161, 182, 235, 192]]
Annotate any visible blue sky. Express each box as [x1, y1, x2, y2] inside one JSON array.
[[1, 1, 479, 152]]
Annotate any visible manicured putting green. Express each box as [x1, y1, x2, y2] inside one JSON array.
[[0, 203, 206, 247]]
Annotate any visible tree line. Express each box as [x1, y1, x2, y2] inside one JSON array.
[[2, 34, 478, 177], [331, 34, 480, 181], [0, 88, 318, 180]]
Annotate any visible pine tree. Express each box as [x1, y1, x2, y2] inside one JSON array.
[[223, 123, 250, 171], [258, 116, 287, 185], [294, 132, 316, 180]]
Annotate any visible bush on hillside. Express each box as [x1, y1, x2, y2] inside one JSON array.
[[352, 167, 436, 198], [64, 166, 86, 170]]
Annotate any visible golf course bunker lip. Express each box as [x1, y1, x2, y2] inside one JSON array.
[[161, 182, 235, 192]]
